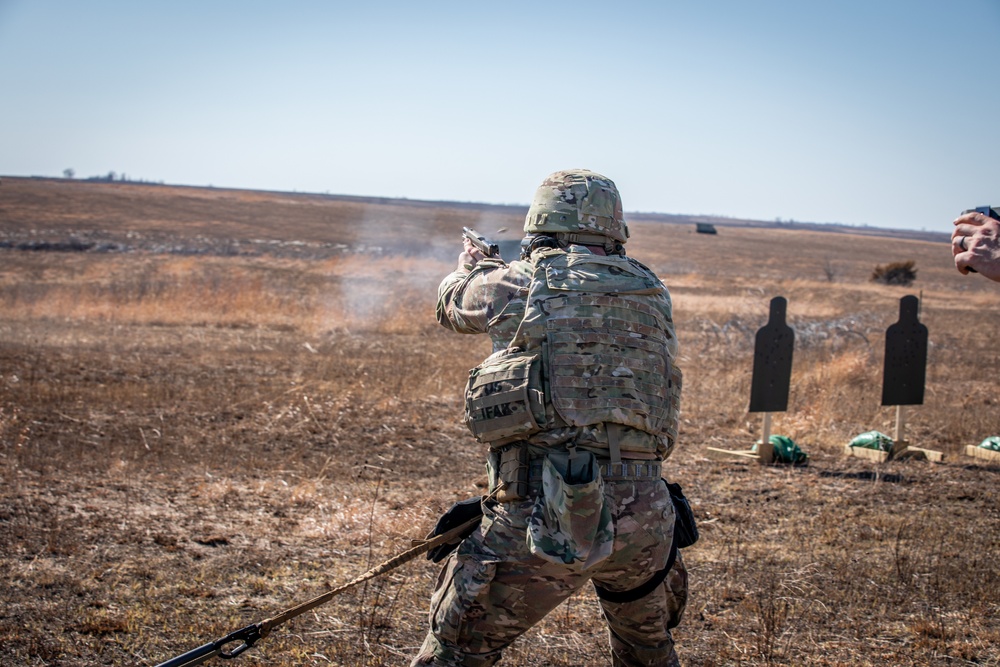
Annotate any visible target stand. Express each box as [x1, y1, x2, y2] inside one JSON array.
[[707, 296, 791, 465], [842, 410, 943, 463], [845, 295, 944, 463], [964, 445, 1000, 464]]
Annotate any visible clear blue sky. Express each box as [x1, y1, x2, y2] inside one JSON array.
[[1, 1, 997, 233]]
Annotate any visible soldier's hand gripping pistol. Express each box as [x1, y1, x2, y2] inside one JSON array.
[[462, 227, 500, 259]]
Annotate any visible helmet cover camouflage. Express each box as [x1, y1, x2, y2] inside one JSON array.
[[524, 169, 629, 243]]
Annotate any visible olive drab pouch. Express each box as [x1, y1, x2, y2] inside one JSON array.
[[464, 348, 545, 445], [486, 445, 530, 502], [527, 447, 613, 571]]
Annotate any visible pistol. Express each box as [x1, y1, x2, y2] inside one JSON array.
[[963, 206, 1000, 221], [462, 227, 500, 258]]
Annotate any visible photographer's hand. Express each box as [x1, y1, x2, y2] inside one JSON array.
[[953, 211, 1000, 282]]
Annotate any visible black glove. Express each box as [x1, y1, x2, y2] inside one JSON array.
[[425, 496, 485, 563], [666, 481, 699, 549]]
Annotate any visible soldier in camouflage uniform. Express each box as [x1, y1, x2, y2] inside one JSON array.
[[412, 170, 688, 667]]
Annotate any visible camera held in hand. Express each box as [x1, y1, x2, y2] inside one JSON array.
[[962, 206, 1000, 221]]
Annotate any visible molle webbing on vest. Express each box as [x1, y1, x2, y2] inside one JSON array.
[[545, 294, 672, 434], [663, 364, 682, 448]]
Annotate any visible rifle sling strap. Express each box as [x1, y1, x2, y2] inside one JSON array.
[[260, 513, 484, 634]]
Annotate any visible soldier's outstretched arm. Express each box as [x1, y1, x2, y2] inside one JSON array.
[[436, 237, 513, 334]]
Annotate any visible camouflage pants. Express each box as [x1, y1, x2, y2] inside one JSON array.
[[411, 478, 688, 667]]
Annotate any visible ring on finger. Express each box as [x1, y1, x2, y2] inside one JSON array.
[[957, 236, 968, 251]]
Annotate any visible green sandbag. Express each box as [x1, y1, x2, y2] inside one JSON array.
[[752, 435, 808, 464], [849, 431, 894, 452], [979, 436, 1000, 452]]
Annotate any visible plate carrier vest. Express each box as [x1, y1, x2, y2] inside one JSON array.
[[464, 248, 681, 449]]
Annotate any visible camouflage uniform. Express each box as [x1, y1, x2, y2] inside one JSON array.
[[413, 171, 687, 667]]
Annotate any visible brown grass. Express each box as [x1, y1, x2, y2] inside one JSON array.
[[1, 178, 999, 666]]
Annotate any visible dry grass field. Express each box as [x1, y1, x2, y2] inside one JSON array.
[[1, 177, 998, 666]]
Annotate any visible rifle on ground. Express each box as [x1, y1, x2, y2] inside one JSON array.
[[462, 226, 500, 258], [154, 514, 483, 667]]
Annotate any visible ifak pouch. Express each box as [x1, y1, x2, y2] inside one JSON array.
[[464, 348, 545, 445]]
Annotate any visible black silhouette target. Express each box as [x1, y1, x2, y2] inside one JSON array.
[[881, 295, 927, 406], [749, 296, 794, 413]]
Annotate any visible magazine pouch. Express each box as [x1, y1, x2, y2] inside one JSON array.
[[526, 447, 613, 571]]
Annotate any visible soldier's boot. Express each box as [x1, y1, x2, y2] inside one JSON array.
[[410, 633, 502, 667], [608, 628, 681, 667]]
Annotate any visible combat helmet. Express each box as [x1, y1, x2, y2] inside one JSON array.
[[523, 169, 629, 245]]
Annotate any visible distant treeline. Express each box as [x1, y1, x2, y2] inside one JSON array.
[[80, 171, 165, 185]]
